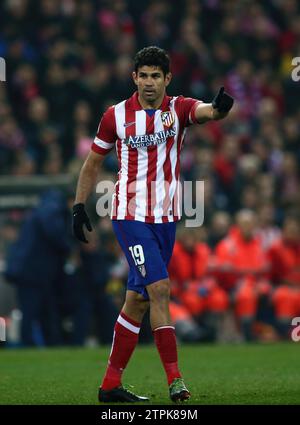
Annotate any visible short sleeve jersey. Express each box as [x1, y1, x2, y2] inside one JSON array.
[[92, 91, 201, 223]]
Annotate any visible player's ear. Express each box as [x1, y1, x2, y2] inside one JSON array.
[[132, 71, 138, 86], [165, 72, 172, 87]]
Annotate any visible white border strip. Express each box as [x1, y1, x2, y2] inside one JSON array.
[[153, 326, 175, 332], [117, 315, 140, 334], [94, 136, 114, 149]]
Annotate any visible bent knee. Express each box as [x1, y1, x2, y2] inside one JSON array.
[[147, 279, 170, 302], [125, 291, 149, 314]]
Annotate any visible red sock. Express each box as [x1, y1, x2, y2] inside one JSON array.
[[153, 326, 181, 385], [101, 312, 140, 390]]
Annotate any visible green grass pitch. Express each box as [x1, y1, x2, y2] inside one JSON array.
[[0, 342, 300, 405]]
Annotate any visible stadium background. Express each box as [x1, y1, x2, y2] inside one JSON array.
[[0, 0, 300, 350]]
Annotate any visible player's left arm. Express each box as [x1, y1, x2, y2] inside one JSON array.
[[194, 87, 234, 124]]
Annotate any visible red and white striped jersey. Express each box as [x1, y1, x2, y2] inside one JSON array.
[[91, 91, 201, 223]]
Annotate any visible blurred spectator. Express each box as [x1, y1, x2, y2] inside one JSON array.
[[278, 153, 300, 209], [213, 135, 240, 197], [168, 226, 228, 342], [69, 228, 119, 346], [4, 190, 73, 346], [268, 215, 300, 338], [214, 210, 271, 341], [0, 116, 26, 174], [207, 211, 231, 249], [257, 203, 281, 251]]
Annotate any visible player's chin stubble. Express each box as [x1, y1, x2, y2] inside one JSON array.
[[142, 90, 159, 104]]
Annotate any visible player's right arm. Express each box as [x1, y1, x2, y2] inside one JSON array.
[[73, 106, 116, 243], [74, 151, 105, 205], [72, 151, 105, 243]]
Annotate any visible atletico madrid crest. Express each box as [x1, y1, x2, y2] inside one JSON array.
[[161, 111, 175, 128], [138, 264, 147, 277]]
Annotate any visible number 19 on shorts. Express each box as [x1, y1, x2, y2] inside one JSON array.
[[129, 244, 145, 265]]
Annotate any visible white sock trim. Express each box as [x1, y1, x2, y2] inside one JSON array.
[[117, 315, 140, 334], [153, 326, 175, 332], [109, 331, 116, 357]]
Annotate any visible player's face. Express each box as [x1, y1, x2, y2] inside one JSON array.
[[133, 66, 171, 104]]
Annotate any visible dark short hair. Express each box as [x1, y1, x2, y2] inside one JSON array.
[[134, 46, 170, 76]]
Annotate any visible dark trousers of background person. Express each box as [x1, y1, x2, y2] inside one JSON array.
[[17, 285, 62, 347], [71, 287, 119, 345], [60, 271, 119, 346]]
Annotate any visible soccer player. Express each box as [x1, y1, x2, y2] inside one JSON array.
[[72, 46, 234, 403]]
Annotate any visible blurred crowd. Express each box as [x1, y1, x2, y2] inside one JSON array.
[[1, 0, 300, 346]]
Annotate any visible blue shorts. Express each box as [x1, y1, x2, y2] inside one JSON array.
[[112, 220, 176, 300]]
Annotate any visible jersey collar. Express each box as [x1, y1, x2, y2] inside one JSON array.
[[128, 91, 170, 111]]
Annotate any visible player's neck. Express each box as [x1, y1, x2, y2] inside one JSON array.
[[138, 92, 165, 110]]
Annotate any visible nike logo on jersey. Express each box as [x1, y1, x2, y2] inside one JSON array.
[[123, 121, 136, 128]]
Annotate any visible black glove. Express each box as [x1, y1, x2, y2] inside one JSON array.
[[212, 87, 234, 113], [72, 203, 92, 243]]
